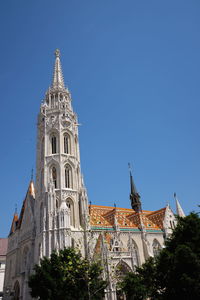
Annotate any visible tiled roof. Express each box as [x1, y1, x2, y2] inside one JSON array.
[[89, 205, 166, 231], [0, 238, 8, 256]]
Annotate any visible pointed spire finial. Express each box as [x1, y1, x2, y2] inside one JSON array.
[[55, 49, 60, 58], [128, 163, 142, 212], [52, 49, 65, 90], [174, 192, 185, 217]]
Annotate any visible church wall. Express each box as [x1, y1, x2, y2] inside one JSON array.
[[3, 50, 183, 300]]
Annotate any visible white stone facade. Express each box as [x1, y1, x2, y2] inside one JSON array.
[[3, 50, 183, 300]]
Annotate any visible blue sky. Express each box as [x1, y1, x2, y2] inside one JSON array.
[[0, 0, 200, 237]]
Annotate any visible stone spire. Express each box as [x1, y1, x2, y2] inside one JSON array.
[[174, 193, 185, 217], [51, 49, 65, 90], [129, 165, 142, 212]]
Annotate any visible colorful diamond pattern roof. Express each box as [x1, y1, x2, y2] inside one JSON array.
[[89, 205, 166, 230]]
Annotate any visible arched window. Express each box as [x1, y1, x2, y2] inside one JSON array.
[[115, 261, 132, 280], [66, 198, 74, 226], [51, 135, 57, 154], [152, 239, 161, 257], [111, 239, 121, 252], [65, 165, 73, 189], [52, 167, 57, 189], [132, 240, 140, 267], [64, 133, 71, 154], [113, 241, 120, 252], [13, 281, 20, 300]]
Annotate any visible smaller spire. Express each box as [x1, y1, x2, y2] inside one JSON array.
[[128, 163, 142, 212], [51, 49, 65, 90], [28, 180, 35, 198], [174, 193, 185, 217]]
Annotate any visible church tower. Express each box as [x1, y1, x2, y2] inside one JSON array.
[[35, 49, 88, 259]]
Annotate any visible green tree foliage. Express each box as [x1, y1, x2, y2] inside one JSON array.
[[28, 247, 107, 300], [119, 213, 200, 300]]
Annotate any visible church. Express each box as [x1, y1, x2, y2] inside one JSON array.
[[3, 50, 185, 300]]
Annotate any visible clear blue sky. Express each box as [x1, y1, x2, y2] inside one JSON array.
[[0, 0, 200, 237]]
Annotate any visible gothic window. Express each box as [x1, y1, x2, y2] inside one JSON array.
[[65, 165, 73, 189], [52, 167, 57, 189], [56, 199, 59, 209], [112, 239, 121, 252], [132, 240, 139, 267], [64, 133, 71, 154], [13, 281, 20, 300], [115, 261, 131, 280], [66, 198, 74, 226], [152, 239, 161, 257], [51, 135, 57, 154]]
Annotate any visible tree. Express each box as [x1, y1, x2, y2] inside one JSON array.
[[118, 257, 157, 300], [119, 213, 200, 300], [28, 247, 108, 300]]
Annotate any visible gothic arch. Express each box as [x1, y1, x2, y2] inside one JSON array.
[[49, 130, 59, 154], [115, 260, 132, 281], [131, 239, 140, 267], [152, 239, 162, 256], [64, 164, 73, 189], [50, 165, 59, 189], [63, 157, 75, 168], [111, 236, 123, 252], [13, 280, 20, 300], [63, 131, 72, 154], [66, 197, 75, 226]]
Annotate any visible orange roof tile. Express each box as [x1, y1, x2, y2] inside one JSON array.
[[89, 204, 164, 231]]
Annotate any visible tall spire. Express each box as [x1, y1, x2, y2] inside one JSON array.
[[51, 49, 65, 90], [174, 193, 185, 217], [128, 163, 142, 212]]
